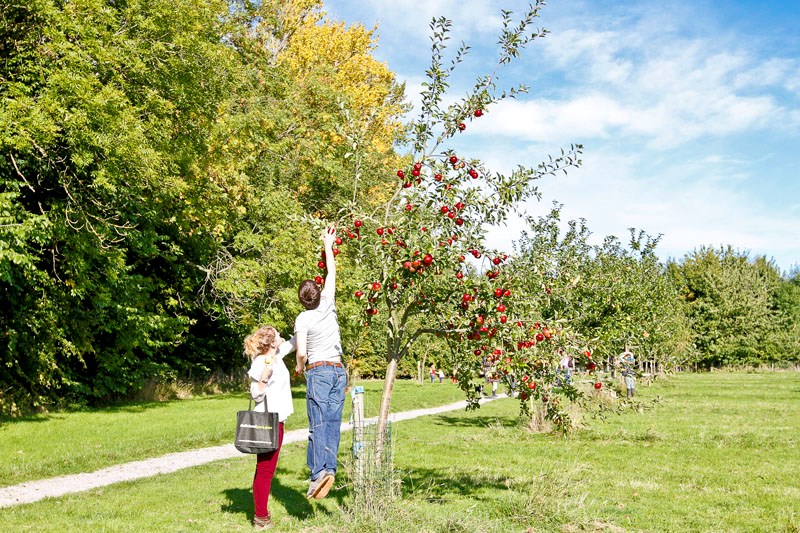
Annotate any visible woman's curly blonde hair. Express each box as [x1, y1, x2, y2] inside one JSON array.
[[243, 326, 277, 360]]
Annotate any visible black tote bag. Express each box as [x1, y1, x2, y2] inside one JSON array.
[[235, 396, 280, 454]]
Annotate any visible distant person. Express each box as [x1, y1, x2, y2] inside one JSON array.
[[437, 369, 445, 383], [558, 350, 573, 385], [430, 364, 437, 383], [244, 326, 295, 530], [619, 350, 636, 398], [294, 228, 345, 500], [483, 357, 499, 398]]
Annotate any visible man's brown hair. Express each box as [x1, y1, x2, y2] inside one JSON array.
[[298, 279, 321, 310]]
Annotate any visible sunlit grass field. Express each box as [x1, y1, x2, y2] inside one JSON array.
[[0, 378, 466, 486], [2, 372, 799, 532]]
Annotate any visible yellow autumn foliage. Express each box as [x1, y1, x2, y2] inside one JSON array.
[[279, 7, 407, 157]]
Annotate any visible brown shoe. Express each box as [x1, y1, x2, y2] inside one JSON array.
[[253, 515, 272, 530], [306, 473, 335, 499]]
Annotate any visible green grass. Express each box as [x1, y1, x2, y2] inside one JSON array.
[[2, 372, 799, 532], [0, 378, 465, 486]]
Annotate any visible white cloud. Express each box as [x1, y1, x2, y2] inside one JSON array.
[[486, 146, 800, 271]]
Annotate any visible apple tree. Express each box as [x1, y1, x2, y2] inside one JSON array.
[[510, 204, 693, 400], [307, 3, 590, 440]]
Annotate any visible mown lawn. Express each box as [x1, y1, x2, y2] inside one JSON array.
[[2, 372, 799, 532], [0, 378, 465, 486]]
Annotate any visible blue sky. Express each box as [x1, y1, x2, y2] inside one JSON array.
[[325, 0, 800, 274]]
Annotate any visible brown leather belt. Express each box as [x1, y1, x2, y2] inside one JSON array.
[[306, 361, 343, 371]]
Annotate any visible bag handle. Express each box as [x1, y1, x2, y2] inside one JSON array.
[[248, 382, 270, 412]]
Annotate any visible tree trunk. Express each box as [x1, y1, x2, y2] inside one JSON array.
[[376, 354, 399, 456]]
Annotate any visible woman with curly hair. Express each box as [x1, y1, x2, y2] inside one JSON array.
[[244, 326, 295, 530]]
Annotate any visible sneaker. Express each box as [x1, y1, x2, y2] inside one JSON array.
[[306, 472, 335, 499], [253, 515, 272, 530]]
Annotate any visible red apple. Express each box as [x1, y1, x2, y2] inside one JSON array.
[[376, 227, 384, 236], [354, 220, 362, 228], [458, 122, 466, 131], [396, 170, 405, 178], [474, 109, 483, 117], [594, 382, 602, 390]]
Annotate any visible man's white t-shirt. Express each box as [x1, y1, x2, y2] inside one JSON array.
[[294, 285, 343, 363]]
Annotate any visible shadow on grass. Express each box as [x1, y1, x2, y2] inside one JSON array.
[[400, 466, 512, 501], [221, 488, 253, 520], [0, 394, 247, 425], [432, 414, 519, 429], [291, 389, 307, 400], [0, 402, 176, 426], [221, 469, 345, 521]]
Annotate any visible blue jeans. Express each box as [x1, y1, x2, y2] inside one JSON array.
[[305, 365, 346, 481]]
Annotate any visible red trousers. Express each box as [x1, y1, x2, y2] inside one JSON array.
[[253, 421, 285, 519]]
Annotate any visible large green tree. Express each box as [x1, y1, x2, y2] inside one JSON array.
[[1, 0, 247, 413], [0, 0, 410, 414], [670, 247, 794, 367]]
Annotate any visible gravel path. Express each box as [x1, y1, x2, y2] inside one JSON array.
[[0, 398, 493, 508]]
